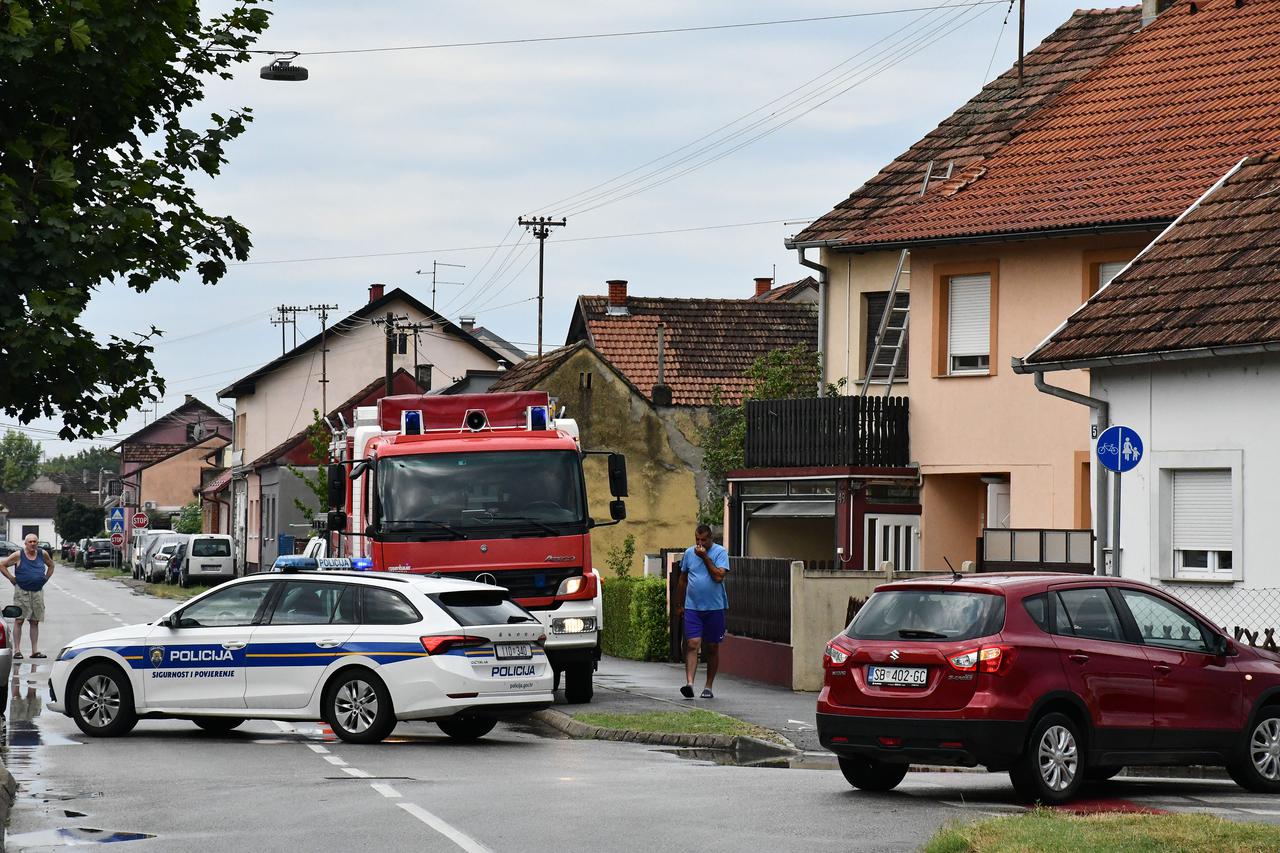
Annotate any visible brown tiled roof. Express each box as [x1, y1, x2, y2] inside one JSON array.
[[795, 7, 1142, 246], [1024, 153, 1280, 367], [121, 443, 189, 466], [0, 492, 60, 519], [569, 295, 817, 406], [488, 343, 587, 394], [201, 468, 233, 496], [751, 276, 818, 303]]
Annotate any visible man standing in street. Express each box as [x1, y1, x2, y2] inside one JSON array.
[[0, 534, 54, 659], [675, 523, 729, 699]]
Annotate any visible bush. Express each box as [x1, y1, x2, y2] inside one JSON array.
[[602, 576, 668, 661]]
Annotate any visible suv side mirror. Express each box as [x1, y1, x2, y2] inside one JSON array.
[[327, 510, 348, 533], [608, 453, 629, 498], [1211, 633, 1233, 656], [326, 464, 346, 509]]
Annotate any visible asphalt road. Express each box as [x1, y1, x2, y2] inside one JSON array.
[[5, 569, 1280, 852]]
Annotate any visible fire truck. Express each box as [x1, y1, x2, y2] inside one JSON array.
[[322, 391, 628, 703]]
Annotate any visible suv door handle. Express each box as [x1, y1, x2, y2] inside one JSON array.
[[222, 641, 247, 651], [1068, 653, 1089, 664], [315, 640, 342, 649], [1152, 663, 1172, 675]]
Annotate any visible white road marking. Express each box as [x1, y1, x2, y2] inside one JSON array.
[[307, 744, 330, 754], [787, 719, 813, 728], [1238, 808, 1280, 816], [342, 767, 371, 778], [397, 803, 492, 853], [323, 755, 347, 766], [371, 783, 402, 799]]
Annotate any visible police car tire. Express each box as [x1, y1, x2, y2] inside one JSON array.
[[564, 662, 593, 704], [323, 669, 396, 744], [436, 716, 497, 742], [69, 663, 137, 738], [192, 716, 245, 733]]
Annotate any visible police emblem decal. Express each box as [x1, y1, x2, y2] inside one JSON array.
[[149, 647, 165, 667]]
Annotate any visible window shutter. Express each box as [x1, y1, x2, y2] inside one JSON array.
[[1172, 469, 1232, 550], [948, 275, 990, 359], [1098, 261, 1126, 290]]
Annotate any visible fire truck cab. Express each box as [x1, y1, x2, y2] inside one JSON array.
[[324, 391, 627, 704]]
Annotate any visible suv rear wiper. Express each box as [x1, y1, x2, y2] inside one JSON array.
[[382, 519, 469, 540], [897, 629, 948, 639]]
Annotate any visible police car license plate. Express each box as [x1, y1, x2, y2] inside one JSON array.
[[866, 665, 928, 687], [495, 643, 532, 660]]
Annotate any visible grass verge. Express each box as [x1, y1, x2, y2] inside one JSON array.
[[570, 709, 782, 743], [925, 810, 1280, 853], [89, 567, 130, 581], [141, 582, 203, 601]]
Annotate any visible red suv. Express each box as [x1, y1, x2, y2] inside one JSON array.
[[817, 573, 1280, 803]]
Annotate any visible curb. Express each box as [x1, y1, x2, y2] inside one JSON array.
[[531, 709, 798, 757]]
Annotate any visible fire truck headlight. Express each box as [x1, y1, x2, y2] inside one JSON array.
[[551, 617, 596, 635]]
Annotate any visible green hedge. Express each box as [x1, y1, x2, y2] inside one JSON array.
[[602, 576, 668, 661]]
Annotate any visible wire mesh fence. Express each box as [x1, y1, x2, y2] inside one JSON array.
[[1169, 584, 1280, 650]]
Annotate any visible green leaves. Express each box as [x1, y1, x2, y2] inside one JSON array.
[[5, 2, 33, 37], [68, 17, 89, 50], [48, 156, 77, 191]]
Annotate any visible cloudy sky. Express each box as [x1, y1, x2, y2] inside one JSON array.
[[27, 0, 1093, 454]]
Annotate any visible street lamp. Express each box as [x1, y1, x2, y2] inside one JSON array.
[[260, 52, 309, 81]]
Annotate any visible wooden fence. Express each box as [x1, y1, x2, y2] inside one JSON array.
[[744, 396, 909, 469]]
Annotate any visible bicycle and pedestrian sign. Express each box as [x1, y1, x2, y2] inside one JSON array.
[[1096, 425, 1143, 474]]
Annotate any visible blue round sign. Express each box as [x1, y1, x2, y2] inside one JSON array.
[[1097, 425, 1143, 473]]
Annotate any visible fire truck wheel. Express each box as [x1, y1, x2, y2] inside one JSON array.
[[564, 662, 594, 704]]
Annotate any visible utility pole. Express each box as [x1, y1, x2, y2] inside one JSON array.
[[517, 216, 567, 358], [415, 261, 466, 312], [371, 313, 409, 397], [1017, 0, 1025, 87]]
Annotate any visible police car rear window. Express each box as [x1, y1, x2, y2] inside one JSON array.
[[430, 591, 539, 627]]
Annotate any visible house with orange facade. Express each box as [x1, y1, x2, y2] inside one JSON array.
[[781, 0, 1280, 573]]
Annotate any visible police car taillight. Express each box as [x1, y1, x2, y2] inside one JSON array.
[[420, 635, 487, 655]]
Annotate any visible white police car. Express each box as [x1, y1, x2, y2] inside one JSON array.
[[48, 572, 552, 743]]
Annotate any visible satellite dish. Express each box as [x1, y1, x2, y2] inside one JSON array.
[[191, 422, 208, 441]]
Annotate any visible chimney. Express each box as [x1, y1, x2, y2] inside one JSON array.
[[1142, 0, 1173, 25], [459, 316, 475, 332], [184, 394, 194, 403], [652, 323, 673, 406], [368, 283, 385, 303], [606, 280, 629, 315], [754, 277, 773, 298]]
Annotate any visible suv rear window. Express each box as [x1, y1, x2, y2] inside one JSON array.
[[89, 539, 112, 547], [430, 591, 540, 627], [192, 539, 231, 557], [845, 590, 1005, 642]]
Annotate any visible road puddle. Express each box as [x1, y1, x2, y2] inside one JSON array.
[[656, 747, 838, 770], [7, 827, 156, 846]]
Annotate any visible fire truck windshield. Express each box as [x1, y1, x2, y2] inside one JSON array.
[[377, 449, 588, 539]]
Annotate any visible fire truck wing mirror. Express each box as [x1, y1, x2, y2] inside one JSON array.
[[326, 464, 346, 508], [350, 460, 370, 480], [609, 499, 627, 521], [326, 510, 347, 533], [608, 453, 629, 497]]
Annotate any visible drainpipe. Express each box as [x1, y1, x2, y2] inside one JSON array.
[[1016, 360, 1110, 576], [795, 247, 828, 395]]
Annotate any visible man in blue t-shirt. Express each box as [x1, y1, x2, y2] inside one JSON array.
[[675, 524, 730, 699], [1, 534, 55, 658]]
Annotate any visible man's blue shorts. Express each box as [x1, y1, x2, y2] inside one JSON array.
[[684, 608, 727, 644]]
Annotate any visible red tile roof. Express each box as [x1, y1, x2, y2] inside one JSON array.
[[751, 276, 818, 303], [1023, 153, 1280, 367], [487, 342, 588, 395], [795, 7, 1141, 246], [568, 295, 817, 406]]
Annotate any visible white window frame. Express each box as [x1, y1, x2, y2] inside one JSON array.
[[1150, 450, 1243, 583], [946, 274, 991, 376]]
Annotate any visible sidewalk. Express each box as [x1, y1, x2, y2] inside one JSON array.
[[555, 656, 821, 752]]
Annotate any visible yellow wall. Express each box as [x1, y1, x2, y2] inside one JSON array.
[[820, 248, 910, 394], [140, 439, 226, 511], [534, 348, 709, 576]]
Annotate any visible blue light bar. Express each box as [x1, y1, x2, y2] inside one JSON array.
[[351, 557, 373, 571], [526, 405, 549, 431], [402, 410, 423, 435]]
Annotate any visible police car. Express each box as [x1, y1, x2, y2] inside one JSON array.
[[48, 572, 553, 744]]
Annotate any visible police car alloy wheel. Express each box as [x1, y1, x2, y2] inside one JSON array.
[[436, 715, 497, 742], [70, 663, 138, 737], [324, 670, 396, 744]]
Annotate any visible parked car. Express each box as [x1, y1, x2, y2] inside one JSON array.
[[165, 541, 187, 585], [818, 573, 1280, 803], [38, 541, 53, 556], [83, 539, 115, 568], [147, 543, 181, 584], [0, 603, 24, 716], [0, 542, 18, 558], [180, 534, 234, 586], [133, 532, 184, 580], [48, 572, 553, 743]]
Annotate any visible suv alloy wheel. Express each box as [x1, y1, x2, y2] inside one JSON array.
[[1009, 712, 1085, 803], [1228, 709, 1280, 793]]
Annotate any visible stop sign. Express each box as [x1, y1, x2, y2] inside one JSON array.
[[110, 532, 124, 547], [132, 512, 148, 529]]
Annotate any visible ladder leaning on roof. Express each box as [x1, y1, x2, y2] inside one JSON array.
[[858, 159, 952, 399]]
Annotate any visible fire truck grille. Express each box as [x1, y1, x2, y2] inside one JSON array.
[[440, 566, 583, 600]]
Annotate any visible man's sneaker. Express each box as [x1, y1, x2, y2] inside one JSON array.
[[701, 688, 714, 699], [680, 684, 694, 699]]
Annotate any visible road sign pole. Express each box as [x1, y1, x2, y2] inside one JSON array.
[[1110, 471, 1121, 577]]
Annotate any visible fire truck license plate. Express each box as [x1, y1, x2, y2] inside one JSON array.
[[495, 643, 532, 660]]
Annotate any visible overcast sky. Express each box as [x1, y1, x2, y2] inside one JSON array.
[[25, 0, 1093, 455]]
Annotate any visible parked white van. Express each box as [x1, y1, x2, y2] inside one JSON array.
[[182, 534, 234, 584]]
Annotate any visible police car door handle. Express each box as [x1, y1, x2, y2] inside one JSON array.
[[315, 640, 342, 649], [222, 641, 247, 650]]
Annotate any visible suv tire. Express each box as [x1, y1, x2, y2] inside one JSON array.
[[1228, 709, 1280, 793], [838, 756, 909, 792], [324, 669, 396, 744], [69, 663, 138, 738], [1009, 712, 1085, 804], [563, 662, 593, 704], [437, 716, 498, 742]]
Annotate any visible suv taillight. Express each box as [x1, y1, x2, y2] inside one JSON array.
[[420, 635, 487, 655], [948, 645, 1015, 675], [823, 641, 849, 668]]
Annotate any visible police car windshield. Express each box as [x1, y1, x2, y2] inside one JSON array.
[[378, 450, 587, 539]]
